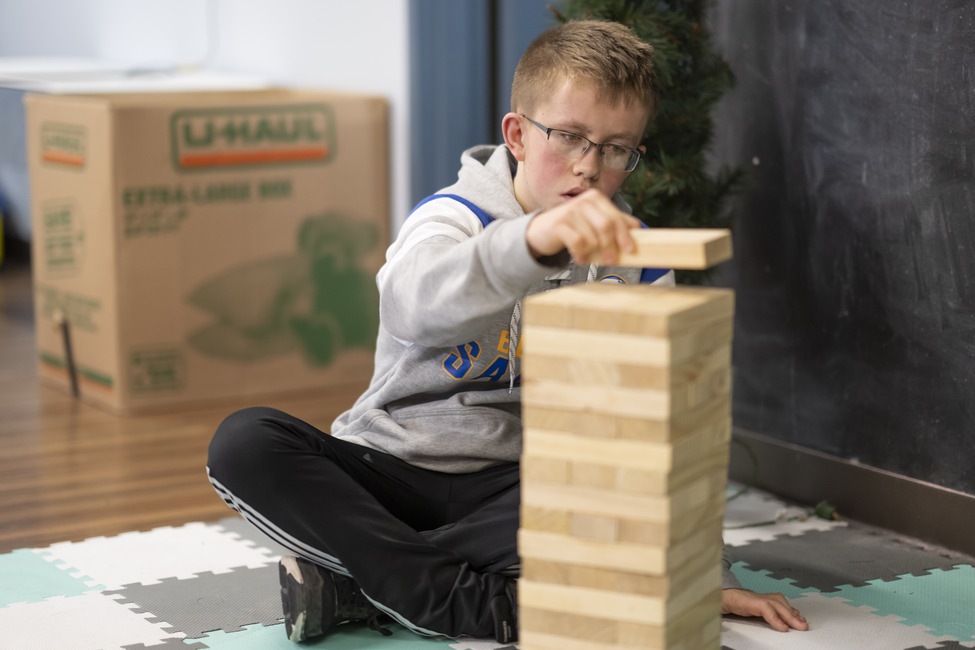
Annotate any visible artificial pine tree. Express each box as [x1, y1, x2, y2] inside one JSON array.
[[554, 0, 744, 283]]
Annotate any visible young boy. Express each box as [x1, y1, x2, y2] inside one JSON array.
[[206, 19, 807, 644]]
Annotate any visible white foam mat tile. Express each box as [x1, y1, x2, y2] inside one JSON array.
[[0, 591, 185, 650], [724, 487, 846, 547], [722, 592, 975, 649], [724, 517, 847, 547], [33, 522, 278, 590], [724, 486, 809, 525]]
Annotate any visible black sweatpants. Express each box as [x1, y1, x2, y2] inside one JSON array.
[[206, 406, 519, 638]]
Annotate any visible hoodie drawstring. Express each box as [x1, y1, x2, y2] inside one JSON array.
[[508, 300, 521, 393]]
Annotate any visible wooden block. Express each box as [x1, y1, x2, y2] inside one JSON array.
[[523, 283, 734, 338], [520, 591, 723, 650], [520, 579, 669, 626], [518, 630, 634, 650], [521, 318, 733, 371], [521, 465, 724, 525], [519, 517, 722, 576], [560, 451, 725, 497], [616, 589, 723, 648], [524, 341, 731, 397], [666, 563, 722, 621], [532, 512, 723, 573], [670, 345, 732, 409], [522, 407, 623, 439], [570, 461, 618, 490], [525, 353, 670, 389], [524, 375, 730, 419], [616, 228, 732, 270], [667, 615, 722, 650], [521, 334, 733, 418], [617, 393, 732, 443], [615, 429, 731, 496], [522, 505, 570, 534], [520, 566, 721, 629], [521, 509, 726, 560], [522, 390, 730, 445], [523, 379, 671, 419], [616, 444, 730, 496], [521, 455, 570, 484], [522, 558, 573, 586], [519, 626, 720, 650], [522, 326, 672, 366], [521, 481, 669, 523], [615, 507, 724, 547], [522, 542, 722, 597], [570, 512, 620, 542], [522, 415, 729, 481], [521, 392, 731, 443], [669, 416, 731, 472], [520, 528, 665, 574], [520, 606, 618, 644], [523, 428, 677, 474]]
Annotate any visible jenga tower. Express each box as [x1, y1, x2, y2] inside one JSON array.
[[519, 230, 734, 650]]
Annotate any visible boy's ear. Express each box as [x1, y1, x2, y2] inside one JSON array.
[[502, 113, 527, 162]]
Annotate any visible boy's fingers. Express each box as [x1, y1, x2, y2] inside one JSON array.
[[766, 610, 790, 633], [536, 191, 645, 265], [616, 221, 638, 254], [578, 199, 640, 264], [723, 589, 809, 633], [766, 601, 808, 632]]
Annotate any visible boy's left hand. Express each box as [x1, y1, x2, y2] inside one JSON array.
[[722, 588, 809, 632]]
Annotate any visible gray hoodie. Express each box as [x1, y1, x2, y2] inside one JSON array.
[[331, 144, 673, 472], [330, 144, 740, 589]]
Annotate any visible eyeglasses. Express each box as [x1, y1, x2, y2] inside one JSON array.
[[520, 114, 642, 172]]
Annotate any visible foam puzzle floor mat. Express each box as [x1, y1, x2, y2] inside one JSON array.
[[1, 484, 973, 649]]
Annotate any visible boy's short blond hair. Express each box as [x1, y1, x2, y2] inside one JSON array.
[[511, 20, 658, 124]]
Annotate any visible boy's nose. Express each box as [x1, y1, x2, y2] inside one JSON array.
[[573, 146, 601, 179]]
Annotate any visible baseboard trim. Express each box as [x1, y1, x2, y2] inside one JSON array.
[[729, 428, 975, 557]]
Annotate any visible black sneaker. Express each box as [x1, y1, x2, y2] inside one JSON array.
[[279, 555, 392, 642], [490, 578, 518, 644]]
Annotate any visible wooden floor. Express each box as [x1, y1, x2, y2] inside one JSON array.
[[0, 250, 368, 553]]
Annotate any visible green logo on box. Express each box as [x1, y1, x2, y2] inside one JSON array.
[[41, 199, 84, 275], [170, 103, 335, 172], [41, 122, 87, 169], [130, 349, 184, 393]]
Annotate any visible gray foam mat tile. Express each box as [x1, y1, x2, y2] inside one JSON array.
[[105, 564, 284, 638], [732, 525, 974, 592]]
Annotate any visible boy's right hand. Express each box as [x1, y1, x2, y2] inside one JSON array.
[[525, 189, 642, 266], [722, 588, 809, 632]]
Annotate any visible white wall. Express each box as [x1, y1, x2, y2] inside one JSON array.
[[0, 0, 411, 229]]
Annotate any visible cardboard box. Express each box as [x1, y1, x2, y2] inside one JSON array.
[[25, 89, 389, 414]]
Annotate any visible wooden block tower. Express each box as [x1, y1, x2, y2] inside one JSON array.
[[519, 229, 735, 650]]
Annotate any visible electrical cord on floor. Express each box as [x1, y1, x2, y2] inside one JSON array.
[[725, 436, 759, 503], [724, 436, 841, 528]]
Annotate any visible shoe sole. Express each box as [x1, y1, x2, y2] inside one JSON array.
[[280, 556, 326, 642]]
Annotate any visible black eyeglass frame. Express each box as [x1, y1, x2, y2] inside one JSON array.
[[520, 114, 643, 172]]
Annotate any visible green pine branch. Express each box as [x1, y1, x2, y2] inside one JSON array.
[[556, 0, 746, 284]]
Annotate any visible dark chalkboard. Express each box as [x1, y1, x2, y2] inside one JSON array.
[[708, 1, 975, 494]]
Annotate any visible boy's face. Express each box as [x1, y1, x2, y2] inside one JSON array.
[[505, 79, 648, 215]]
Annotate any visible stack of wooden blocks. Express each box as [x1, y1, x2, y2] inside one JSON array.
[[519, 229, 735, 650]]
